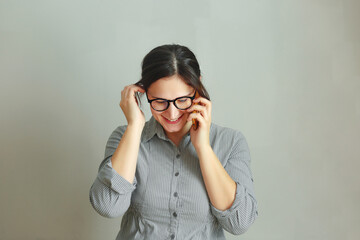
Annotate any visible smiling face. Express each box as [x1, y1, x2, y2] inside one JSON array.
[[147, 75, 195, 139]]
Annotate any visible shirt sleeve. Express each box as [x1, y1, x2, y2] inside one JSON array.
[[210, 131, 258, 235], [89, 126, 137, 218]]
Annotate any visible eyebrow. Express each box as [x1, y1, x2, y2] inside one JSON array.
[[149, 91, 194, 99]]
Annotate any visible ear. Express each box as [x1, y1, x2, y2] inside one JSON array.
[[199, 75, 202, 81]]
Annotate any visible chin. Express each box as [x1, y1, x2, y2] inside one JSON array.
[[157, 114, 188, 133]]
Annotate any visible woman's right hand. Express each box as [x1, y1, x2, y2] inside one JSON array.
[[119, 84, 146, 128]]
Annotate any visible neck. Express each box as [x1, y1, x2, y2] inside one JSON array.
[[166, 120, 192, 146]]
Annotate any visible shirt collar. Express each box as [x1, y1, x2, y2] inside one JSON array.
[[141, 116, 168, 142], [141, 116, 192, 143]]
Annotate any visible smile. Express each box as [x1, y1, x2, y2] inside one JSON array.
[[163, 115, 183, 124]]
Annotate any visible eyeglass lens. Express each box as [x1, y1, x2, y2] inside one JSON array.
[[151, 97, 192, 111]]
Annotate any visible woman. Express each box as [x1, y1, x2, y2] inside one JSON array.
[[89, 44, 258, 239]]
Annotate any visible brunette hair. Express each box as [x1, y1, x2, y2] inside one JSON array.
[[135, 44, 210, 104]]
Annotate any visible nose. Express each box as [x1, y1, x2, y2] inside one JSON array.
[[166, 102, 180, 119]]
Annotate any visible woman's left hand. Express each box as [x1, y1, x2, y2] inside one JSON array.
[[186, 97, 212, 150]]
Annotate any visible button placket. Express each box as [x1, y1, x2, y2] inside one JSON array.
[[169, 148, 181, 237]]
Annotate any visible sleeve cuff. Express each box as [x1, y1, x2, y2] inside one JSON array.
[[210, 181, 243, 218], [97, 158, 137, 194]]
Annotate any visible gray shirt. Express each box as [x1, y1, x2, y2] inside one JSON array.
[[89, 116, 258, 240]]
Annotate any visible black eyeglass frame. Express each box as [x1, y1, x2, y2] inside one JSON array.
[[146, 91, 197, 112]]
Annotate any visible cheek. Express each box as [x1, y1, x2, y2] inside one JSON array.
[[179, 111, 190, 121], [150, 108, 161, 118], [182, 111, 190, 117], [150, 108, 189, 120], [150, 109, 169, 122]]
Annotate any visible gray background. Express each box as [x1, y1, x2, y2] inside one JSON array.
[[1, 0, 359, 239]]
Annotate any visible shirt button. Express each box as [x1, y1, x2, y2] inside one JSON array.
[[170, 234, 175, 239], [173, 192, 178, 197], [175, 172, 179, 176], [173, 212, 177, 217]]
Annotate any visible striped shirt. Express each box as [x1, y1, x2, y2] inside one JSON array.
[[89, 116, 258, 239]]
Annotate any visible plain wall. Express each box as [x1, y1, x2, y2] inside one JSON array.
[[1, 0, 359, 239]]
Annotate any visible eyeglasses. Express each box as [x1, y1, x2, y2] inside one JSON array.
[[146, 91, 197, 112]]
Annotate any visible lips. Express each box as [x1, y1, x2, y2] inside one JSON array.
[[163, 115, 183, 124]]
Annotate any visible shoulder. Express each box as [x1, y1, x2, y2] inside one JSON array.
[[107, 117, 154, 144], [107, 124, 128, 142], [209, 122, 250, 164], [210, 122, 247, 144]]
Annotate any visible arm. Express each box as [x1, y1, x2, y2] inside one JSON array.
[[89, 84, 145, 218], [187, 97, 258, 235], [110, 124, 143, 183], [89, 124, 142, 218], [196, 145, 237, 211], [206, 132, 258, 235]]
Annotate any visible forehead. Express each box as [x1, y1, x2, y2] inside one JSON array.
[[147, 75, 194, 98]]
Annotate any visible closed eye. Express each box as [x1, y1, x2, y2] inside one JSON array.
[[154, 100, 167, 103]]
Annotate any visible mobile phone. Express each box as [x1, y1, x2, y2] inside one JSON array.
[[135, 91, 141, 107], [192, 91, 200, 130], [134, 83, 144, 108]]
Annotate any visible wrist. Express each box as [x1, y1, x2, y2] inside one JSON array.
[[127, 122, 145, 133], [195, 143, 212, 156]]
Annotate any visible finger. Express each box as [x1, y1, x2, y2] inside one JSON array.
[[123, 84, 145, 96], [188, 113, 207, 130], [122, 87, 139, 106], [193, 97, 211, 106], [124, 85, 143, 99], [193, 97, 211, 113], [187, 112, 205, 124], [132, 84, 146, 93], [187, 104, 205, 112], [186, 105, 208, 120]]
